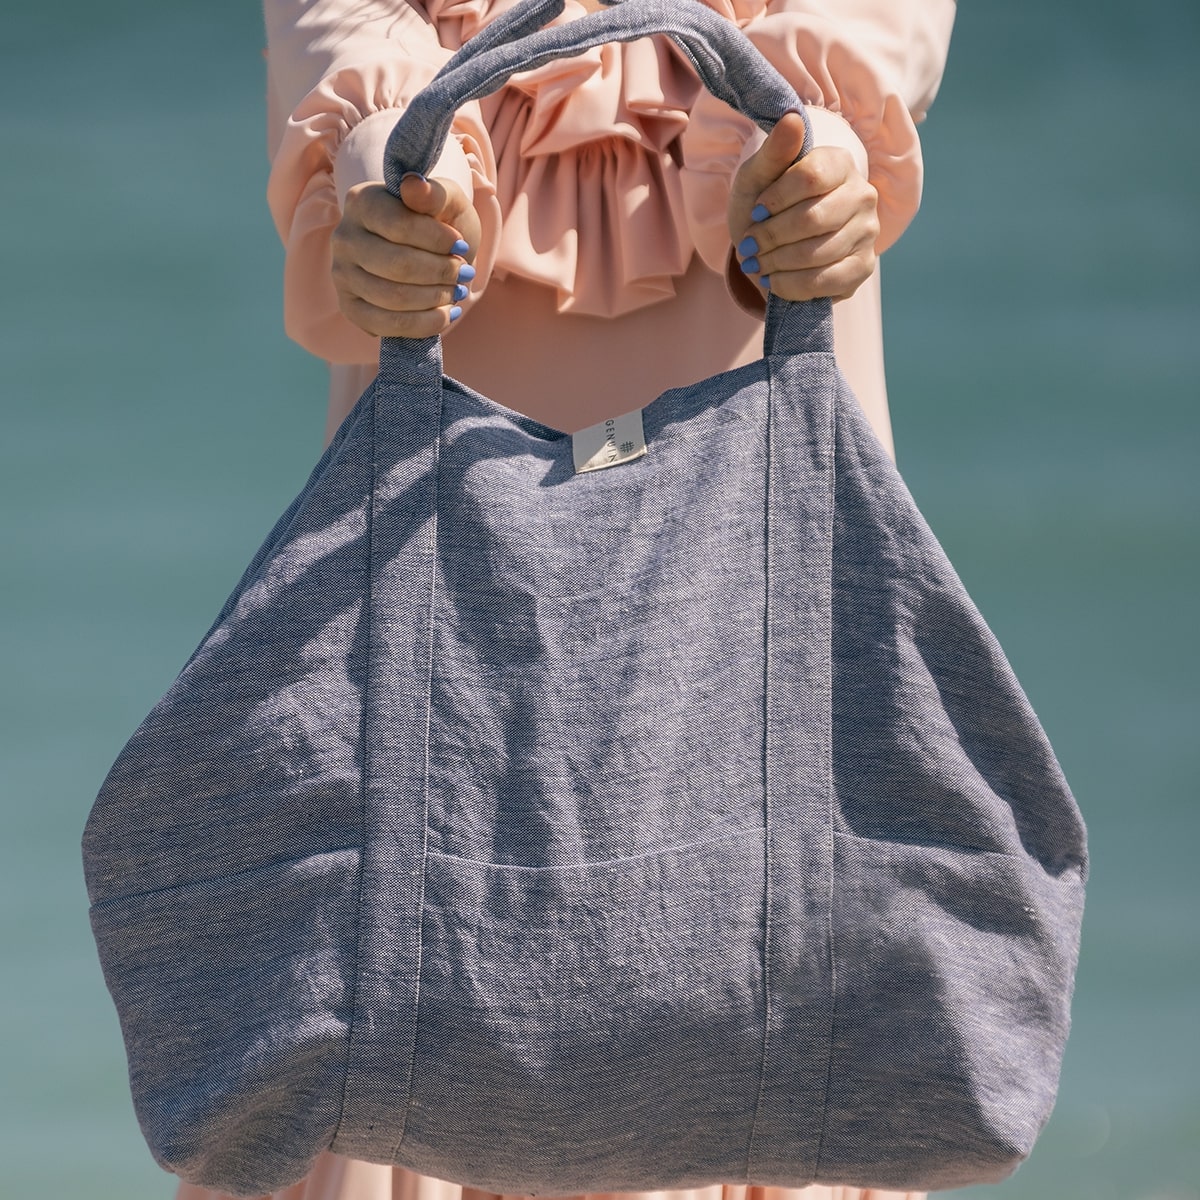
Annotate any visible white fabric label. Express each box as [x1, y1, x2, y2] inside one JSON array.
[[571, 409, 648, 474]]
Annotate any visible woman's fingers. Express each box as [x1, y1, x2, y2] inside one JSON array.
[[749, 144, 859, 226], [332, 230, 473, 332], [745, 242, 878, 303], [338, 294, 465, 339], [751, 257, 876, 304], [746, 178, 877, 257], [340, 261, 469, 314], [727, 111, 810, 242], [397, 174, 479, 257], [733, 145, 880, 302], [333, 226, 471, 288], [332, 178, 481, 337], [334, 252, 475, 337], [742, 199, 877, 273], [338, 183, 470, 261]]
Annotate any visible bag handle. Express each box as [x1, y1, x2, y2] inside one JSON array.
[[374, 0, 828, 393], [383, 0, 811, 191]]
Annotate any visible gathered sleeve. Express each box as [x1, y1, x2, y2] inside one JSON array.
[[680, 0, 957, 283], [263, 0, 503, 363]]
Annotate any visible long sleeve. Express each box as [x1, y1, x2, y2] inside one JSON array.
[[263, 0, 504, 363], [680, 0, 957, 277]]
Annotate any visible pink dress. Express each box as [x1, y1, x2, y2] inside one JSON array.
[[179, 1, 956, 1196]]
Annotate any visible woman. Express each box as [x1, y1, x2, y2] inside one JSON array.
[[181, 0, 956, 1197]]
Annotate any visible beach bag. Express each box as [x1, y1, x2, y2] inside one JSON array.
[[82, 0, 1088, 1194]]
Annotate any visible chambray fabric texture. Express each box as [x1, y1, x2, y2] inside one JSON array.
[[82, 0, 1088, 1196]]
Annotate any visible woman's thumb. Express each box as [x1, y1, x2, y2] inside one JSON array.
[[398, 172, 449, 217], [728, 112, 809, 241], [740, 112, 809, 197]]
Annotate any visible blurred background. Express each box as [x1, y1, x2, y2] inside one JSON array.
[[1, 0, 1196, 1196]]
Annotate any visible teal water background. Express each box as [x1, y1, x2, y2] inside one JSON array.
[[2, 1, 1197, 1196]]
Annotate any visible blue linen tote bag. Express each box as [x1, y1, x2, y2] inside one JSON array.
[[82, 0, 1088, 1195]]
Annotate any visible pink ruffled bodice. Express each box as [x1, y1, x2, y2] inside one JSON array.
[[464, 2, 701, 315]]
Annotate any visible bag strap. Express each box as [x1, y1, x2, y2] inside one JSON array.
[[383, 0, 810, 187], [377, 0, 831, 392]]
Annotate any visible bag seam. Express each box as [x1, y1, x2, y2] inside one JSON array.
[[811, 355, 840, 1181], [744, 346, 775, 1182], [389, 372, 444, 1162], [332, 371, 379, 1147]]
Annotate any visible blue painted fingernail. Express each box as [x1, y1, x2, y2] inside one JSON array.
[[400, 171, 427, 183], [751, 203, 770, 222], [449, 305, 463, 322], [457, 263, 476, 283], [451, 238, 470, 257], [760, 275, 771, 291], [737, 235, 758, 257], [740, 256, 760, 275], [452, 283, 469, 302]]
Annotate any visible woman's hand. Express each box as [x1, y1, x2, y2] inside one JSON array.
[[728, 112, 880, 303], [331, 173, 481, 338]]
